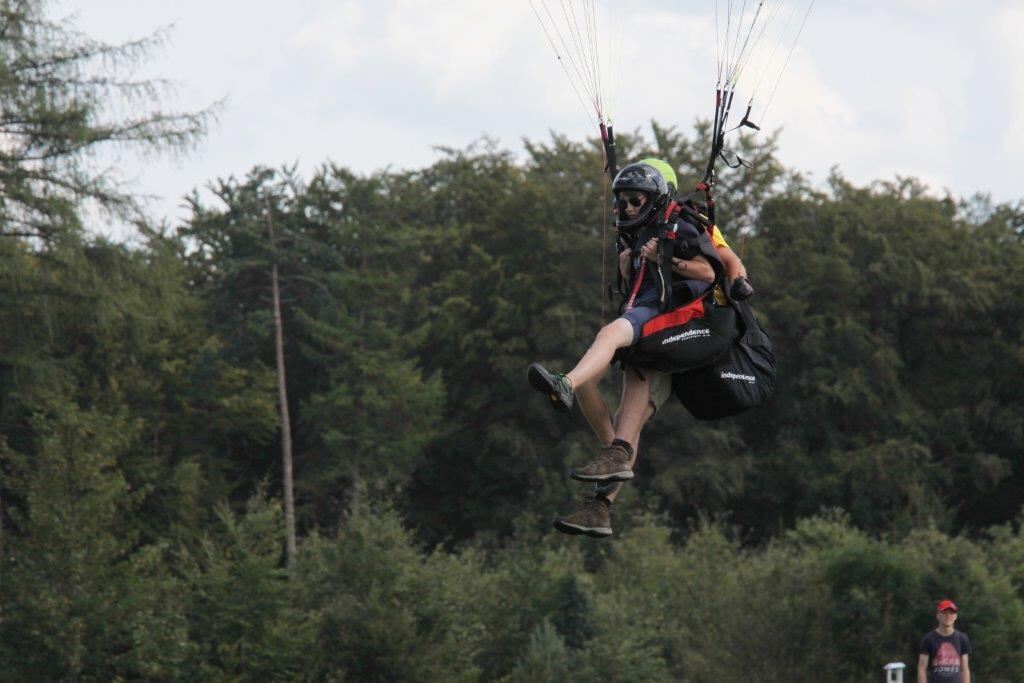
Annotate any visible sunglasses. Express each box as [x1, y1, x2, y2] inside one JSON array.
[[618, 195, 646, 208]]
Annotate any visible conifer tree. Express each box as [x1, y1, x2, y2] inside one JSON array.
[[0, 0, 213, 239]]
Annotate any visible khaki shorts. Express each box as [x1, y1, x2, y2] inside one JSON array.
[[648, 371, 673, 415]]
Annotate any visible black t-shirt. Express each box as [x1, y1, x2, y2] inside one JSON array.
[[919, 630, 972, 683], [625, 218, 709, 308]]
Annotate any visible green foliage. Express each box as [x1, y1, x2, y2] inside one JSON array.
[[0, 399, 193, 679], [508, 620, 573, 683], [182, 165, 446, 525], [177, 491, 312, 680], [293, 505, 485, 681], [743, 172, 1024, 534], [0, 0, 213, 239], [2, 59, 1024, 676]]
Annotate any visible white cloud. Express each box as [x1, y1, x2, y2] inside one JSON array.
[[384, 0, 530, 96], [56, 0, 1024, 237], [990, 5, 1024, 154], [290, 0, 533, 100], [288, 1, 368, 69], [511, 7, 722, 131], [734, 43, 871, 181]]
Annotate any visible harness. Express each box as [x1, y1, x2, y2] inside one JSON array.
[[612, 200, 736, 375], [616, 200, 726, 315]]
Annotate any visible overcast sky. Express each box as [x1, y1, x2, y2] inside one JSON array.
[[62, 0, 1022, 236]]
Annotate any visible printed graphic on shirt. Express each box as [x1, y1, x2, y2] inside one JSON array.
[[932, 641, 961, 674]]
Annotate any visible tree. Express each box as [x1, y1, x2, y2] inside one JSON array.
[[733, 172, 1024, 537], [177, 491, 312, 680], [296, 165, 443, 521], [182, 167, 323, 567], [0, 0, 214, 239], [0, 399, 194, 679]]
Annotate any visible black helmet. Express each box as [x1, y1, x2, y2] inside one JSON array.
[[612, 162, 671, 231]]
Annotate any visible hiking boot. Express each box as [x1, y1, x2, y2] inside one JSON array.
[[553, 498, 612, 538], [570, 442, 634, 482], [527, 363, 575, 413]]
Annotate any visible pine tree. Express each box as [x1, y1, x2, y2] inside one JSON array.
[[0, 0, 213, 239]]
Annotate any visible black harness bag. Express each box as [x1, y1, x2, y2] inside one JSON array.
[[672, 299, 775, 420], [619, 297, 738, 374]]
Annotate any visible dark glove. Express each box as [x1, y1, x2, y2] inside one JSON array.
[[729, 275, 754, 301]]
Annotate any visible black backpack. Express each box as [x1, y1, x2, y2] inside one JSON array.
[[619, 296, 738, 374], [672, 299, 775, 420]]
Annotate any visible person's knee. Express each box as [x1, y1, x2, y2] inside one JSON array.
[[598, 319, 633, 346], [595, 323, 617, 344]]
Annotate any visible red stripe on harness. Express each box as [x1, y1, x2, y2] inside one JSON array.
[[640, 298, 706, 337], [624, 258, 645, 310]]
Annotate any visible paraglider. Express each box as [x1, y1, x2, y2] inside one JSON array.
[[526, 0, 812, 536]]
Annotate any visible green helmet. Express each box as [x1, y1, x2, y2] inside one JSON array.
[[612, 161, 671, 231], [637, 158, 678, 193]]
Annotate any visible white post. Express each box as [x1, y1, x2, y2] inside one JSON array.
[[883, 662, 906, 683]]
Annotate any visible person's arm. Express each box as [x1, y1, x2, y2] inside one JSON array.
[[917, 654, 929, 683], [618, 247, 632, 281], [716, 243, 746, 284], [640, 238, 715, 283], [670, 255, 715, 283], [961, 654, 969, 683], [716, 243, 754, 300]]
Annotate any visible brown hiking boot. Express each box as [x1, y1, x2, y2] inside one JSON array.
[[570, 442, 634, 482], [553, 498, 612, 538]]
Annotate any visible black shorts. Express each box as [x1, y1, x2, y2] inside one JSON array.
[[619, 305, 660, 344]]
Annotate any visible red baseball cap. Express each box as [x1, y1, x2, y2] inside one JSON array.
[[936, 599, 958, 613]]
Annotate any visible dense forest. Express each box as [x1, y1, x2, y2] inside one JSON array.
[[2, 2, 1024, 680]]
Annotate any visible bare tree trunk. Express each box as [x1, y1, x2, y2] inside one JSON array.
[[267, 211, 297, 569]]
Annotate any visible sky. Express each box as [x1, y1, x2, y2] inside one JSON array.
[[60, 0, 1023, 237]]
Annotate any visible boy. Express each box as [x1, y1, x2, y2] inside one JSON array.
[[918, 599, 971, 683]]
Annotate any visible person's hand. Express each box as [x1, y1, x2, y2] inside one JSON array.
[[641, 237, 659, 263], [729, 275, 754, 301], [618, 248, 632, 270]]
